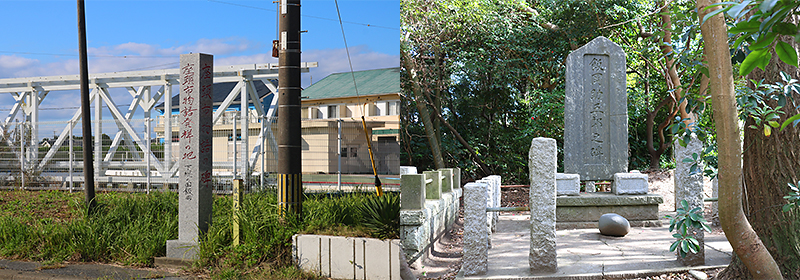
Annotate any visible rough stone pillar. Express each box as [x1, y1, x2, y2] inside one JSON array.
[[674, 134, 705, 265], [167, 53, 214, 260], [462, 182, 488, 276], [529, 137, 557, 273]]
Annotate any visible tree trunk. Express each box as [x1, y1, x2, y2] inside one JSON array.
[[402, 52, 446, 169], [717, 14, 800, 280], [646, 96, 674, 170], [697, 0, 784, 279], [420, 89, 492, 176], [660, 1, 691, 122]]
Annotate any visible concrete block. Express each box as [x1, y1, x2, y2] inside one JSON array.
[[557, 173, 580, 196], [329, 237, 354, 279], [294, 235, 322, 274], [612, 172, 649, 195]]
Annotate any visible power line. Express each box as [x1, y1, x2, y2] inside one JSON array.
[[207, 0, 399, 30], [0, 50, 170, 58]]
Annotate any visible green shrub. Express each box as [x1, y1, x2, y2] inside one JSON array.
[[358, 193, 400, 239], [666, 200, 710, 258]]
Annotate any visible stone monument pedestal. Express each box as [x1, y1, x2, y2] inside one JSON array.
[[166, 239, 200, 260], [555, 193, 663, 229]]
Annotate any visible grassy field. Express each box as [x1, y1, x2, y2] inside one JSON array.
[[0, 188, 399, 279]]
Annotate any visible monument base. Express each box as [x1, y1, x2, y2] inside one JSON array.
[[555, 193, 663, 230], [166, 239, 199, 260]]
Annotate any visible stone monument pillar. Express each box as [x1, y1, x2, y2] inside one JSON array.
[[674, 134, 705, 265], [529, 137, 557, 273], [462, 182, 488, 276], [564, 36, 628, 181], [166, 53, 214, 260]]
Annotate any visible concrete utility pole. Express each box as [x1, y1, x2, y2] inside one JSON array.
[[77, 0, 95, 212], [277, 0, 302, 218]]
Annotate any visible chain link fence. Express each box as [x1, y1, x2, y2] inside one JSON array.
[[0, 112, 399, 193]]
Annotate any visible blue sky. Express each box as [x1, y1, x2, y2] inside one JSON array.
[[0, 0, 399, 124]]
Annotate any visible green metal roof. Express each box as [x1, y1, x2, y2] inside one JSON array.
[[302, 67, 399, 100]]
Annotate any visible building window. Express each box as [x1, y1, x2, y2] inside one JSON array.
[[340, 147, 348, 157], [309, 107, 321, 119], [350, 147, 358, 158], [388, 101, 399, 116], [327, 105, 339, 119]]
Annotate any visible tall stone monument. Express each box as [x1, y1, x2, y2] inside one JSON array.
[[166, 53, 214, 260], [564, 36, 628, 181]]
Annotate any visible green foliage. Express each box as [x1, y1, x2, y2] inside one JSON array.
[[402, 0, 649, 182], [666, 200, 711, 258], [783, 181, 800, 212], [737, 73, 800, 135], [0, 191, 178, 265], [358, 193, 400, 240], [0, 190, 398, 279], [703, 0, 800, 75]]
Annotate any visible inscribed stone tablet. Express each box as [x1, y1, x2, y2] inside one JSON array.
[[564, 36, 628, 181]]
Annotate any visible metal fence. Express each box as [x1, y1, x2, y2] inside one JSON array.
[[0, 114, 399, 193]]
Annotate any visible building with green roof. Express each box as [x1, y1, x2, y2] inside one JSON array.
[[300, 67, 400, 174]]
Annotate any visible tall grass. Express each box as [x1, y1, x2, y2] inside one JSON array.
[[0, 189, 399, 279], [0, 191, 177, 265]]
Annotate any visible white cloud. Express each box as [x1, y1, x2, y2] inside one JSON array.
[[0, 40, 398, 124], [302, 45, 399, 86]]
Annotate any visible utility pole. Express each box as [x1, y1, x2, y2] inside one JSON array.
[[77, 0, 96, 212], [277, 0, 302, 218]]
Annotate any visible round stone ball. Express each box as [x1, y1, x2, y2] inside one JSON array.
[[598, 213, 630, 237]]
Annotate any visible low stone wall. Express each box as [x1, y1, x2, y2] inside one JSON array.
[[293, 234, 401, 280], [556, 193, 663, 229], [399, 167, 462, 268]]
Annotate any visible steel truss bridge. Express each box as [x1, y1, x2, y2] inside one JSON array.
[[0, 62, 317, 191]]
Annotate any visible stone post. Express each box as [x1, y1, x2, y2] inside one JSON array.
[[166, 53, 214, 260], [399, 174, 428, 264], [488, 175, 501, 233], [711, 177, 719, 226], [462, 182, 488, 276], [423, 170, 442, 200], [401, 174, 426, 210], [439, 168, 453, 193], [674, 134, 705, 265], [453, 167, 461, 189], [529, 137, 557, 273]]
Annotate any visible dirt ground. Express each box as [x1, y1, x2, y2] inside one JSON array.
[[417, 170, 724, 280]]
